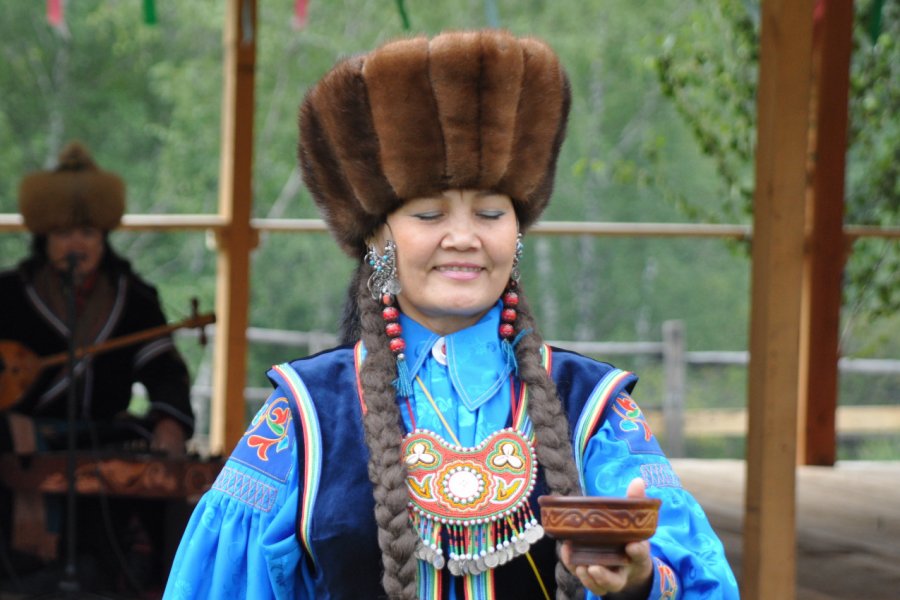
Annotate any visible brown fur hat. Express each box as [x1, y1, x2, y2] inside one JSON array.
[[18, 141, 126, 234], [299, 30, 570, 257]]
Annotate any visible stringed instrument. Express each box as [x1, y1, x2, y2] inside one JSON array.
[[0, 300, 215, 411]]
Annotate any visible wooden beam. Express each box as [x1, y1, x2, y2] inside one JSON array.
[[210, 0, 257, 455], [744, 1, 815, 598], [798, 0, 854, 466]]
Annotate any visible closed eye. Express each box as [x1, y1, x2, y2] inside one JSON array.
[[477, 210, 506, 220], [413, 212, 443, 221]]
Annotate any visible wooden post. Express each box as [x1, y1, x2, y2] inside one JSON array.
[[210, 0, 257, 455], [744, 1, 815, 598], [798, 0, 854, 466], [662, 320, 685, 458]]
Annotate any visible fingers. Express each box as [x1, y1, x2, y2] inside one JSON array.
[[151, 418, 187, 456], [572, 563, 629, 596], [626, 476, 646, 498], [624, 540, 652, 564], [562, 541, 630, 596]]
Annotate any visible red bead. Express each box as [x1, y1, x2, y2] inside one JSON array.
[[499, 324, 515, 339], [503, 292, 519, 307], [501, 308, 517, 323], [389, 337, 406, 353], [385, 322, 402, 338], [381, 294, 394, 307], [382, 307, 399, 322]]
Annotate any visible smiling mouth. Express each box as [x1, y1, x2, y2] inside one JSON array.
[[436, 265, 483, 273]]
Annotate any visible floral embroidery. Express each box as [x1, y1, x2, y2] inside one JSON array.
[[245, 396, 292, 461], [657, 559, 678, 599], [612, 393, 653, 441]]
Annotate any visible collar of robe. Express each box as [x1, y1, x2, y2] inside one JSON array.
[[399, 302, 511, 412]]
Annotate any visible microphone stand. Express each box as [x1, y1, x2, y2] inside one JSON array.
[[32, 253, 112, 599], [59, 252, 80, 596]]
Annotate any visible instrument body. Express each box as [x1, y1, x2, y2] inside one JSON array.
[[0, 314, 213, 411], [0, 340, 41, 410], [0, 265, 212, 418], [0, 452, 224, 500]]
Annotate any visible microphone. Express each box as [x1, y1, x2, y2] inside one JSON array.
[[65, 251, 86, 267], [62, 252, 85, 287]]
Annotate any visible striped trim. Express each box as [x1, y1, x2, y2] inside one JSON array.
[[148, 401, 194, 428], [33, 275, 127, 409], [133, 336, 175, 370], [463, 569, 494, 600], [417, 561, 441, 600], [510, 344, 552, 440], [271, 363, 322, 569], [572, 368, 633, 493], [25, 285, 68, 334], [354, 341, 366, 414]]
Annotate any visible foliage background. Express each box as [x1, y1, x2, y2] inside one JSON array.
[[0, 0, 896, 458]]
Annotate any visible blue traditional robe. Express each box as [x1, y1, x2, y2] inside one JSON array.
[[165, 304, 738, 599]]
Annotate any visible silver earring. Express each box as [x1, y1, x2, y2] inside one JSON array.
[[366, 240, 401, 299], [510, 233, 524, 283]]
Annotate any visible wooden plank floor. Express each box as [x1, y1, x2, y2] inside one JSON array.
[[672, 459, 900, 600]]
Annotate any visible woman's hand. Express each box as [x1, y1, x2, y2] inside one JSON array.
[[560, 478, 654, 599], [151, 417, 187, 456]]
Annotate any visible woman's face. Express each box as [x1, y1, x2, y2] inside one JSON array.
[[46, 226, 105, 280], [377, 189, 518, 335]]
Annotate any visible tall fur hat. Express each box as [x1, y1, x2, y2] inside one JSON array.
[[18, 141, 126, 234], [299, 30, 571, 257]]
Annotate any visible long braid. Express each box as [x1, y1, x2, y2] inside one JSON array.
[[513, 288, 584, 600], [356, 262, 420, 599]]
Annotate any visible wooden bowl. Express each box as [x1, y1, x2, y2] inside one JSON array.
[[538, 495, 662, 566]]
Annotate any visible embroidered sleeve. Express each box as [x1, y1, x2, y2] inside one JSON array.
[[651, 556, 680, 599], [579, 392, 739, 599], [227, 394, 295, 483], [164, 389, 307, 599]]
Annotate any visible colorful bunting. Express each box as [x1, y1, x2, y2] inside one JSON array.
[[395, 0, 411, 31], [293, 0, 309, 30], [143, 0, 157, 25], [47, 0, 64, 28], [484, 0, 500, 28], [869, 0, 884, 43]]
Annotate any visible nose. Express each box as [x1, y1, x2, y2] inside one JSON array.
[[440, 212, 481, 250]]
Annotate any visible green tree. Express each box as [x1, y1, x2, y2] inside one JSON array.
[[656, 0, 900, 332]]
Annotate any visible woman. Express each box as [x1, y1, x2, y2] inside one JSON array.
[[165, 31, 738, 599]]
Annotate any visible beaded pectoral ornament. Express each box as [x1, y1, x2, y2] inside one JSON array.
[[403, 424, 545, 577], [369, 235, 546, 597]]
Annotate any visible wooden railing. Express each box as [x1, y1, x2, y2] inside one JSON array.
[[2, 213, 900, 240], [176, 321, 900, 456]]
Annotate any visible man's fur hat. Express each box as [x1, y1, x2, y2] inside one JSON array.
[[299, 30, 570, 257], [18, 141, 126, 234]]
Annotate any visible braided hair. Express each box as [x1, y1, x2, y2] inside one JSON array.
[[355, 263, 419, 599], [347, 261, 583, 599]]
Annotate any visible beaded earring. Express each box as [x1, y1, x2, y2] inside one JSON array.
[[365, 240, 401, 299], [366, 240, 414, 398], [500, 233, 525, 373]]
